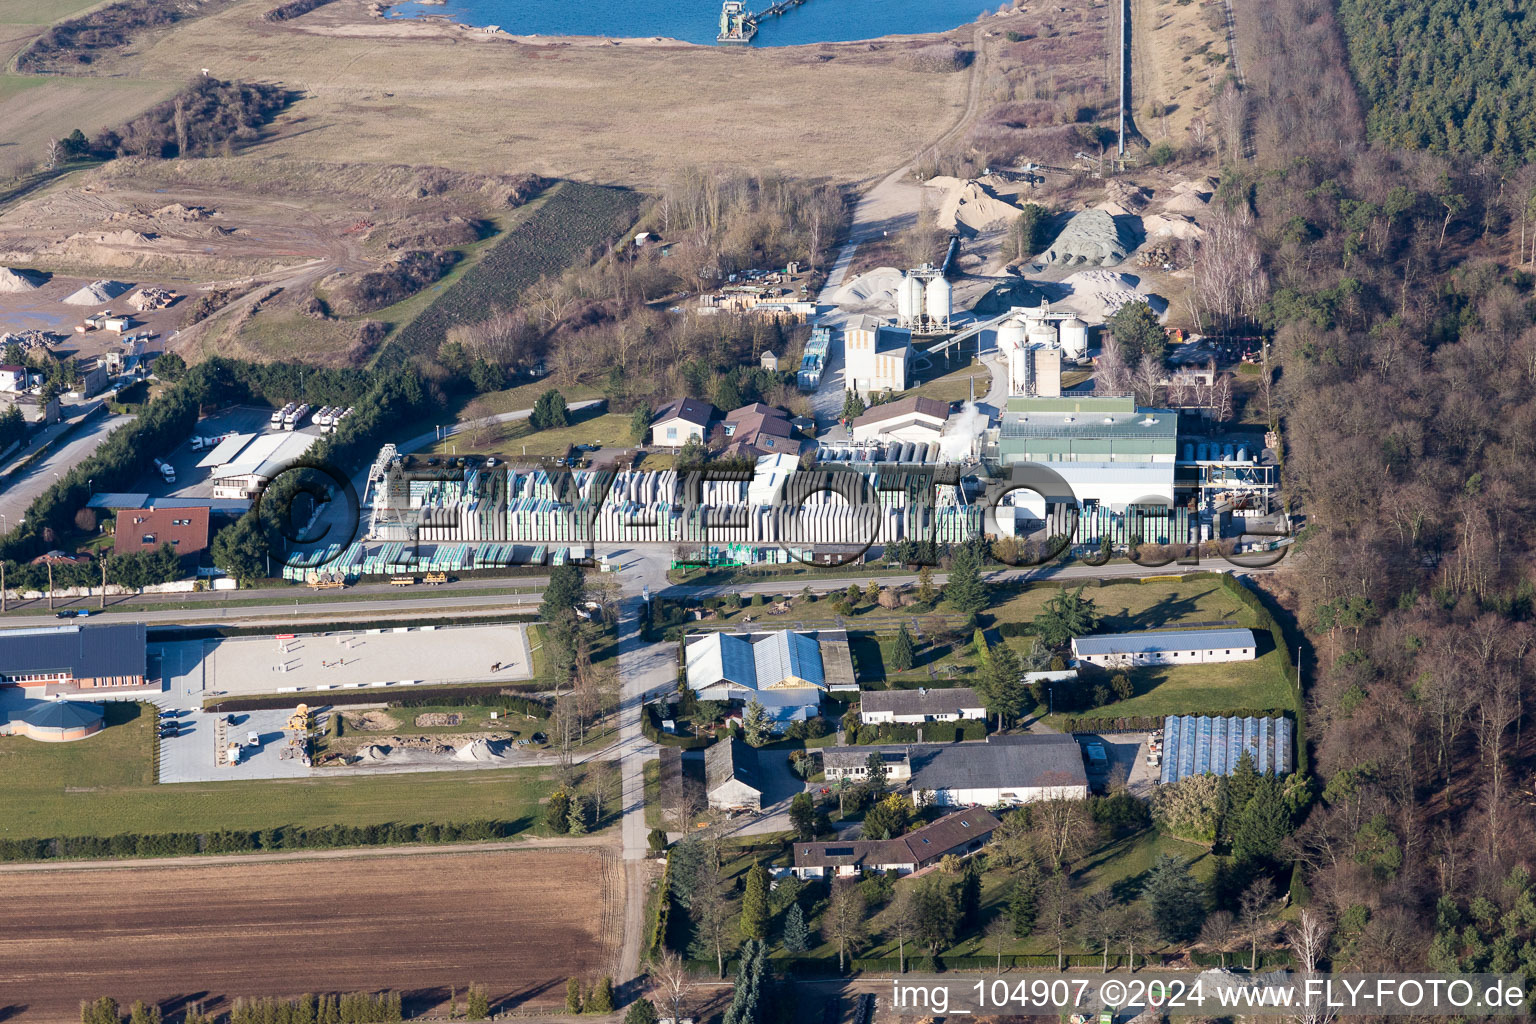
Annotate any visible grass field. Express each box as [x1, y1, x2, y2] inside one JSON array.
[[0, 72, 175, 178], [435, 410, 634, 458], [0, 703, 564, 838]]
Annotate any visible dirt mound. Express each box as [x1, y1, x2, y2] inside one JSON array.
[[1103, 180, 1151, 211], [416, 712, 462, 727], [0, 267, 45, 292], [832, 266, 903, 310], [153, 203, 215, 221], [62, 280, 132, 305], [354, 744, 392, 763], [1042, 209, 1136, 266]]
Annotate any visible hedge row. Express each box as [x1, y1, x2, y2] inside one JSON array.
[[0, 819, 522, 863], [650, 847, 674, 961], [208, 681, 546, 714], [680, 950, 1294, 977], [1058, 709, 1291, 735], [846, 720, 988, 745]]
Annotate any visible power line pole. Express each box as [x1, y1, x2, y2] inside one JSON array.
[[1119, 0, 1129, 157]]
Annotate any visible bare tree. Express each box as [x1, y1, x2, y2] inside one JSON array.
[[1037, 870, 1079, 970], [986, 912, 1013, 972], [1132, 353, 1164, 407], [649, 949, 690, 1024], [1031, 798, 1098, 870], [1117, 902, 1155, 973], [1199, 909, 1236, 969], [890, 888, 914, 973], [692, 859, 733, 977], [44, 137, 62, 170], [1239, 880, 1274, 971], [1287, 910, 1335, 1024], [1095, 334, 1133, 395], [1079, 890, 1119, 972], [1189, 206, 1269, 333], [821, 877, 867, 972]]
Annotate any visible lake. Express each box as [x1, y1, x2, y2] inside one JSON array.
[[387, 0, 1001, 46]]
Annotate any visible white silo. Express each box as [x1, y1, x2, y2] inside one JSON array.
[[1026, 315, 1058, 350], [1009, 344, 1030, 395], [924, 276, 953, 325], [1058, 316, 1089, 360], [997, 316, 1028, 355], [897, 275, 926, 326]]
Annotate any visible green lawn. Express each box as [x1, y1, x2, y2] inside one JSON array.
[[0, 703, 562, 839], [644, 758, 661, 829], [1047, 656, 1294, 725], [432, 410, 630, 458], [459, 380, 603, 418], [988, 579, 1246, 631]]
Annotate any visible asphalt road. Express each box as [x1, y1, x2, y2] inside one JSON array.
[[0, 411, 129, 535]]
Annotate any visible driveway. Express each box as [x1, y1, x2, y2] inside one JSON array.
[[0, 410, 128, 535]]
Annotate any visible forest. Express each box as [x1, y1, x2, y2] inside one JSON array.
[[1219, 0, 1536, 982], [1337, 0, 1536, 160]]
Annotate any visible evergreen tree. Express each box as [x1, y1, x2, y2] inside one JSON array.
[[862, 792, 912, 840], [789, 792, 815, 841], [623, 999, 659, 1024], [781, 901, 809, 952], [564, 978, 583, 1015], [889, 623, 915, 672], [545, 789, 572, 833], [916, 566, 937, 606], [863, 751, 889, 798], [1231, 774, 1293, 867], [1031, 585, 1100, 648], [911, 874, 962, 953], [944, 543, 988, 618], [630, 403, 654, 444], [1227, 750, 1260, 812], [530, 389, 569, 430], [741, 861, 771, 941], [1144, 854, 1207, 942], [742, 698, 772, 747], [980, 639, 1027, 729], [1010, 863, 1042, 936], [722, 939, 770, 1024], [841, 390, 866, 421], [960, 860, 983, 932], [464, 985, 489, 1021], [586, 978, 614, 1014]]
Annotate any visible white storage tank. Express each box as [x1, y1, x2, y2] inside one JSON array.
[[924, 276, 953, 322], [1026, 316, 1058, 349], [997, 318, 1028, 354], [1059, 316, 1089, 360], [897, 275, 926, 323]]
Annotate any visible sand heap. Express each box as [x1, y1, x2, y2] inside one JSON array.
[[0, 267, 44, 292], [1142, 213, 1205, 241], [355, 744, 392, 763], [1042, 209, 1135, 267], [951, 179, 1027, 233], [1053, 269, 1168, 321], [62, 279, 132, 305], [153, 203, 214, 221], [832, 266, 903, 312], [454, 738, 504, 763]]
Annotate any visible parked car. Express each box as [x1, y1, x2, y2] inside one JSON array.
[[247, 731, 260, 746], [55, 608, 90, 618], [157, 709, 179, 720]]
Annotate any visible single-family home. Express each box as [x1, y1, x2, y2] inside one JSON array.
[[720, 403, 798, 458], [822, 745, 913, 782], [859, 686, 986, 725], [788, 807, 1001, 879], [650, 397, 718, 447]]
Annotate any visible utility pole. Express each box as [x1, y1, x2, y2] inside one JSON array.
[[47, 560, 54, 611], [1118, 0, 1128, 157], [100, 558, 107, 610]]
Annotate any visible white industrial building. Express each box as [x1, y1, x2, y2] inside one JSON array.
[[684, 629, 856, 729], [843, 315, 913, 399], [1071, 627, 1257, 667], [208, 432, 321, 500], [859, 686, 986, 724], [850, 395, 950, 444], [910, 734, 1090, 807]]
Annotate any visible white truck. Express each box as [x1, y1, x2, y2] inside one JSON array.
[[226, 743, 241, 766], [153, 458, 176, 484], [271, 402, 296, 428], [284, 403, 311, 431]]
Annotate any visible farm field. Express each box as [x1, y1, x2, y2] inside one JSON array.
[[0, 73, 176, 179], [0, 704, 562, 838], [0, 848, 623, 1020]]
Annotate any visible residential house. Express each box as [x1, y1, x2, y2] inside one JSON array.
[[113, 506, 210, 569], [719, 403, 799, 458], [822, 745, 912, 782], [0, 365, 25, 392], [859, 686, 986, 725], [788, 807, 1001, 879], [650, 397, 718, 447]]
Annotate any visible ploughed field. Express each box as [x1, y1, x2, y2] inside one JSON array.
[[0, 848, 621, 1020]]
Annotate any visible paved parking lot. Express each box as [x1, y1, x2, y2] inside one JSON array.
[[124, 405, 318, 501], [153, 640, 315, 783]]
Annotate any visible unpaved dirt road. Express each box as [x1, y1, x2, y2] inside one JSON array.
[[0, 848, 622, 1021]]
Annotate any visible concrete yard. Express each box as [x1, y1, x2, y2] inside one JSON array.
[[203, 622, 533, 698]]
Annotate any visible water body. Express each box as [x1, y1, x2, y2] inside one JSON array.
[[388, 0, 1000, 46]]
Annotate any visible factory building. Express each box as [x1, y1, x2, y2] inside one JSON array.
[[843, 315, 913, 399], [995, 308, 1090, 397], [894, 266, 954, 335], [850, 396, 950, 445], [208, 432, 321, 500]]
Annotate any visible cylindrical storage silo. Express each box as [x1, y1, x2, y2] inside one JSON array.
[[1223, 444, 1235, 461], [997, 318, 1028, 355], [1184, 443, 1194, 462], [1009, 344, 1029, 394], [1197, 443, 1208, 461], [1236, 446, 1248, 463], [897, 275, 925, 325], [925, 277, 953, 323], [1058, 316, 1089, 360], [1026, 317, 1058, 350]]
